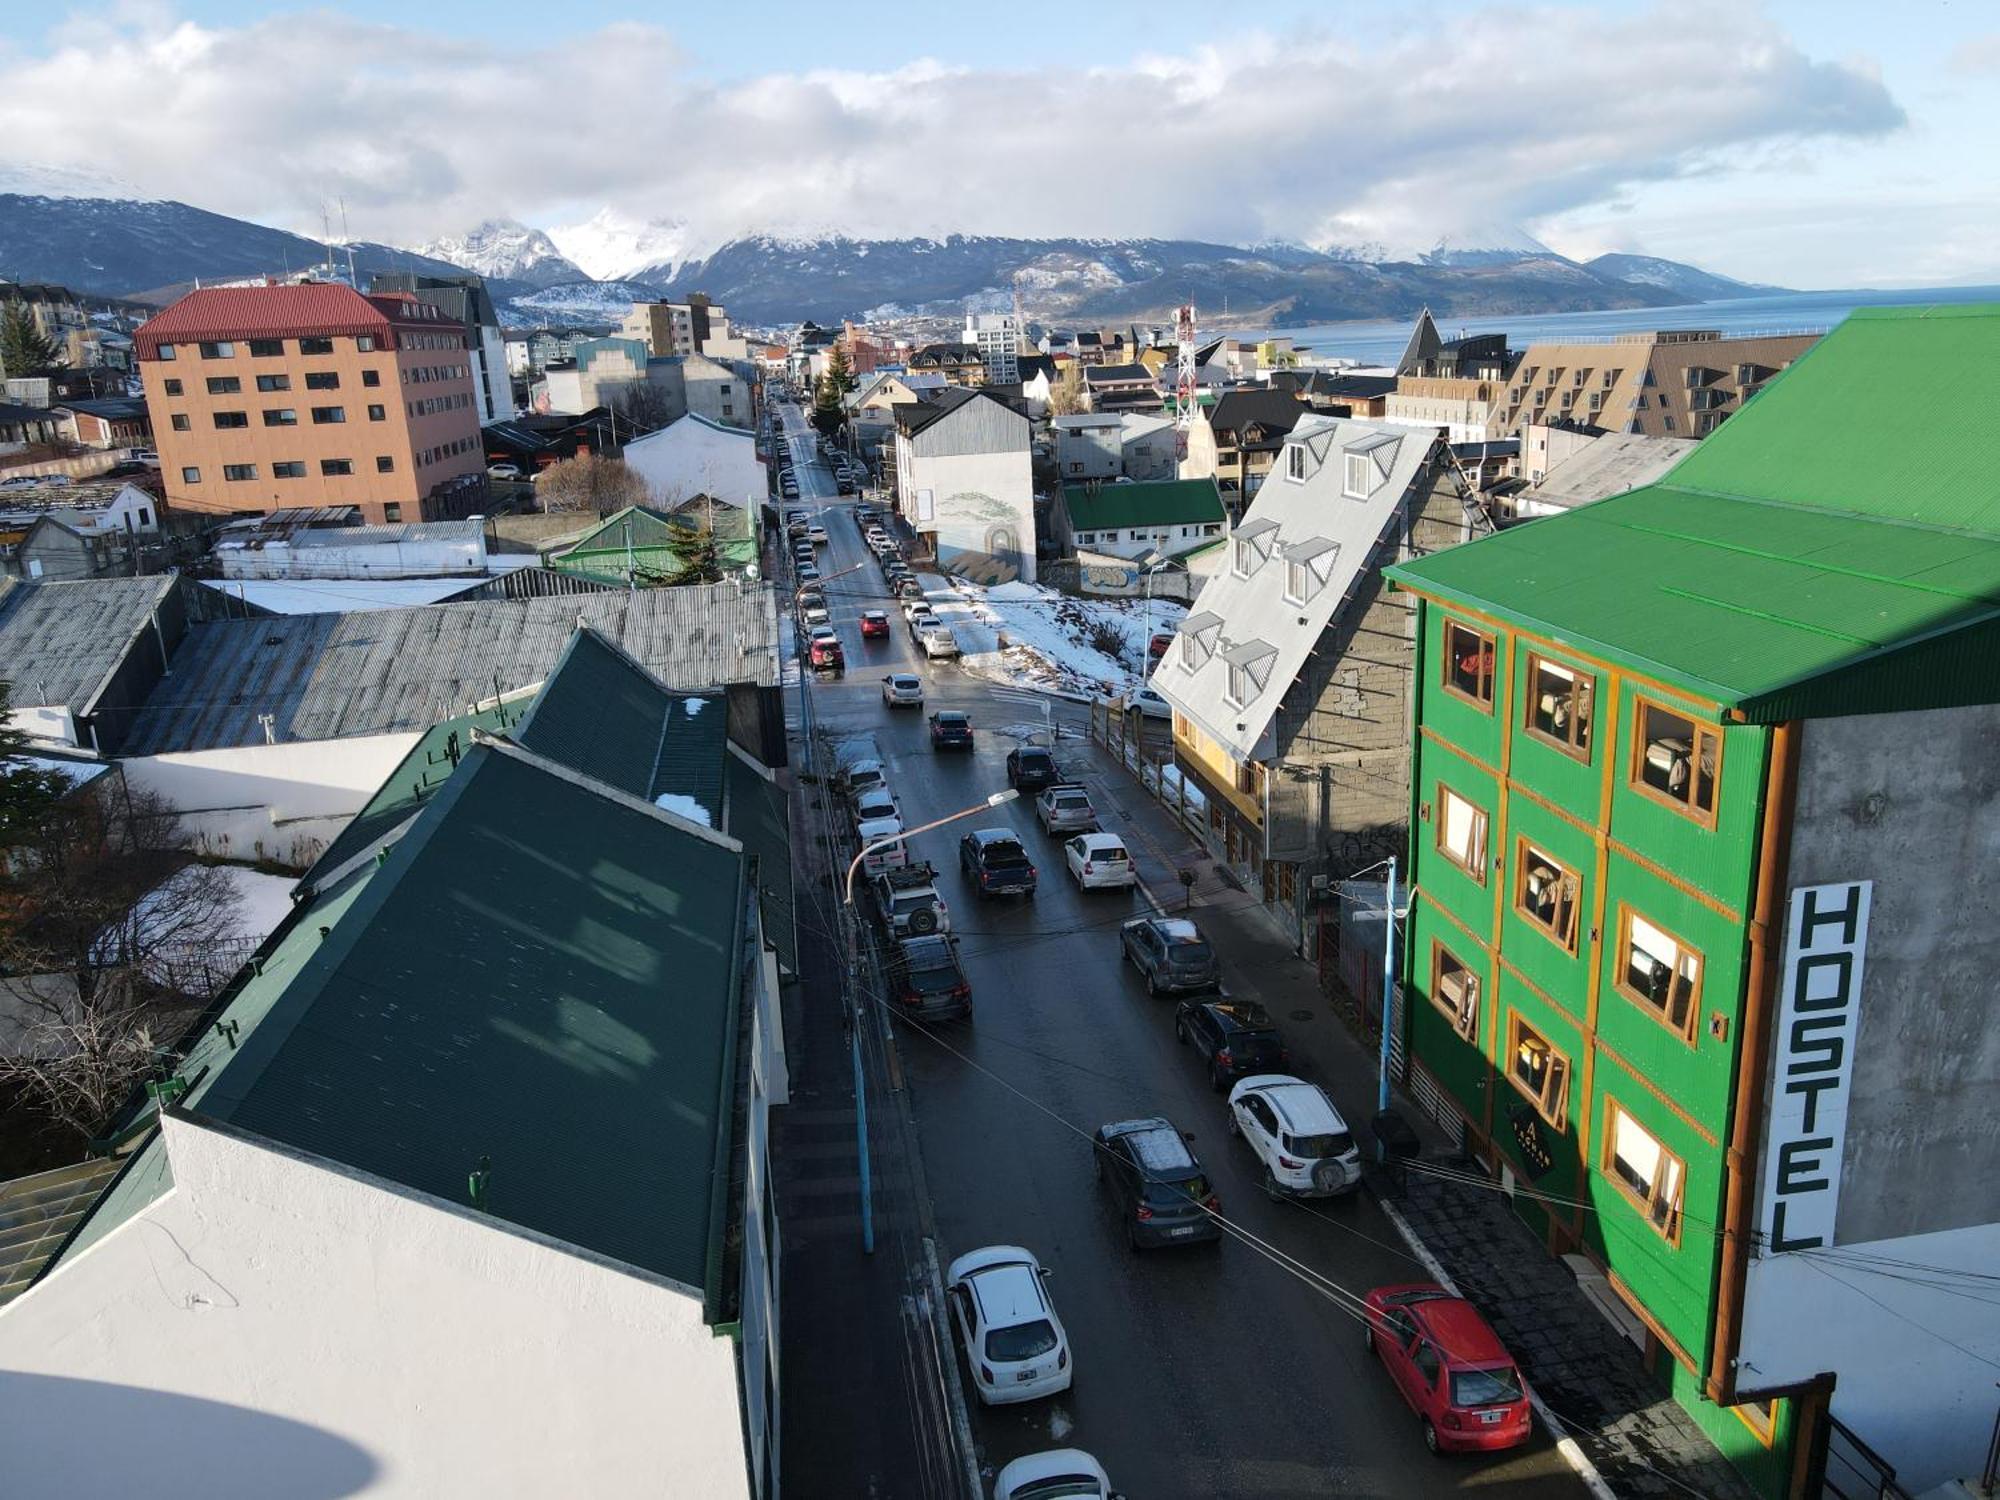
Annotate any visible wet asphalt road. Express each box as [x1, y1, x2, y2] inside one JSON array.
[[777, 407, 1587, 1500]]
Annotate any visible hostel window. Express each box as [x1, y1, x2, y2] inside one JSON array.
[[1287, 444, 1307, 481], [356, 336, 377, 352], [156, 343, 177, 360], [1435, 785, 1488, 882], [170, 414, 190, 432], [273, 461, 306, 478], [1617, 907, 1702, 1039], [311, 406, 346, 424], [1632, 698, 1720, 821], [263, 409, 297, 427], [305, 371, 340, 390], [299, 337, 334, 355], [199, 341, 234, 358], [1343, 452, 1373, 497], [180, 466, 201, 483], [248, 339, 283, 357], [376, 456, 394, 473], [1526, 653, 1593, 759], [367, 405, 386, 421], [362, 369, 381, 387], [1506, 1013, 1569, 1127], [162, 378, 183, 396], [1514, 839, 1580, 952], [212, 411, 248, 429], [1285, 560, 1309, 603], [1442, 619, 1495, 708], [256, 374, 290, 392], [223, 464, 257, 481], [1603, 1099, 1685, 1242], [205, 376, 240, 394], [384, 503, 403, 521], [320, 458, 353, 476], [1432, 944, 1480, 1043]]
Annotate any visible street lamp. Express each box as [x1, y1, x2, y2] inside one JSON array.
[[1139, 554, 1185, 690], [844, 788, 1020, 908]]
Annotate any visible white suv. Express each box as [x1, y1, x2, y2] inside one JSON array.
[[945, 1245, 1072, 1405], [1227, 1075, 1363, 1198]]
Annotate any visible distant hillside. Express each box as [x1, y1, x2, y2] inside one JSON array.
[[1586, 252, 1771, 303]]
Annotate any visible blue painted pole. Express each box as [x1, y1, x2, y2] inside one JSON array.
[[1377, 856, 1398, 1121], [852, 983, 874, 1254]]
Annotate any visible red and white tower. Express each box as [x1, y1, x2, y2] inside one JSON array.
[[1173, 302, 1198, 459]]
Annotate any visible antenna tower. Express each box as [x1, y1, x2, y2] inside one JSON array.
[[339, 197, 358, 288], [1173, 302, 1198, 459]]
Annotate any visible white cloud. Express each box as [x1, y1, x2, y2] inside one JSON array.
[[0, 3, 1905, 272]]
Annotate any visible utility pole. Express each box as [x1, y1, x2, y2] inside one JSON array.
[[1174, 302, 1198, 462]]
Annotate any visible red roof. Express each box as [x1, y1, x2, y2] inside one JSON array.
[[134, 283, 460, 359]]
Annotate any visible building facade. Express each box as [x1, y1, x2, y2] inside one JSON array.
[[1179, 387, 1308, 515], [136, 284, 485, 525], [892, 388, 1036, 584], [1488, 330, 1818, 439], [621, 295, 730, 358], [964, 313, 1020, 385], [369, 271, 513, 427]]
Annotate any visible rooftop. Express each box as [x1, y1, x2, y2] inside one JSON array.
[[1521, 431, 1694, 511], [0, 574, 180, 717], [1063, 478, 1225, 533], [134, 283, 462, 358]]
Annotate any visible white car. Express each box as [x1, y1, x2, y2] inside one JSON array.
[[1227, 1075, 1363, 1198], [840, 758, 888, 802], [808, 524, 830, 545], [1129, 685, 1171, 719], [799, 599, 830, 626], [855, 816, 908, 878], [882, 673, 925, 709], [945, 1245, 1072, 1406], [901, 597, 934, 623], [486, 462, 523, 480], [993, 1450, 1118, 1500], [918, 625, 960, 660], [851, 785, 899, 828], [1064, 832, 1135, 891]]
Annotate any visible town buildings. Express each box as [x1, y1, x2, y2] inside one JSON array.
[[890, 387, 1036, 584], [621, 411, 766, 514], [1052, 413, 1123, 481], [1, 481, 161, 581], [1053, 477, 1225, 563], [1082, 363, 1161, 414], [963, 313, 1020, 385], [1504, 426, 1693, 521], [1487, 329, 1818, 439], [134, 284, 486, 525], [1179, 387, 1308, 514], [620, 294, 732, 358], [907, 342, 985, 386], [1385, 302, 2000, 1498], [51, 396, 150, 450], [1117, 413, 1179, 480], [369, 271, 513, 426]]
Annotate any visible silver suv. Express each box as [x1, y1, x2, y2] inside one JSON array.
[[1036, 784, 1098, 836], [875, 863, 950, 937]]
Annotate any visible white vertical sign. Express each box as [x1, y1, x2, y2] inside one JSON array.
[[1757, 880, 1872, 1256]]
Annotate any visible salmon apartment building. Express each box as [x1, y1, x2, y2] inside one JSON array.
[[136, 284, 488, 524]]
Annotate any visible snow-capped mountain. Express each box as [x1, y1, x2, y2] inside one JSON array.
[[410, 219, 584, 290], [0, 163, 155, 203], [1586, 253, 1769, 302], [501, 279, 661, 327], [547, 208, 699, 284]]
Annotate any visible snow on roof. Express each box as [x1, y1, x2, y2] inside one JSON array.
[[652, 792, 714, 828], [200, 578, 487, 615]]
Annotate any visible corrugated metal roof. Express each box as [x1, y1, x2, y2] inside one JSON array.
[[117, 580, 782, 754], [1520, 432, 1693, 511], [726, 749, 796, 976], [1062, 479, 1225, 532], [134, 284, 461, 358], [0, 574, 178, 713]]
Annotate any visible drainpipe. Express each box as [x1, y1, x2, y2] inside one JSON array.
[[1707, 719, 1800, 1406]]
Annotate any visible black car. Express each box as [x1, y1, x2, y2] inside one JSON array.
[[1006, 747, 1063, 794], [929, 711, 974, 751], [887, 935, 971, 1020], [1176, 998, 1290, 1092], [1094, 1117, 1220, 1250], [959, 828, 1037, 898], [1120, 915, 1222, 996]]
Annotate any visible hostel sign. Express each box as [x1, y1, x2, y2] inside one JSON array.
[[1757, 880, 1872, 1256]]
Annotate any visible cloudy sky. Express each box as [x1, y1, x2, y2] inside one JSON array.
[[3, 0, 1995, 286]]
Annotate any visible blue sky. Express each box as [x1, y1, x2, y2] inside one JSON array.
[[6, 1, 1996, 286]]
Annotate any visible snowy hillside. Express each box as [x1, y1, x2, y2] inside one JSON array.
[[0, 163, 154, 202], [500, 279, 658, 328], [548, 208, 699, 283], [411, 219, 584, 290]]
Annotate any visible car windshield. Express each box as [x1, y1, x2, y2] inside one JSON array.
[[1284, 1130, 1354, 1159], [894, 677, 919, 689], [1052, 793, 1089, 810], [1166, 941, 1216, 967], [1452, 1365, 1525, 1407], [1007, 1477, 1103, 1500], [983, 840, 1030, 867], [1234, 1028, 1284, 1056], [1142, 1174, 1210, 1209], [985, 1318, 1058, 1362]]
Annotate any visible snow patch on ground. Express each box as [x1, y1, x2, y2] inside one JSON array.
[[920, 576, 1185, 701], [653, 793, 713, 828]]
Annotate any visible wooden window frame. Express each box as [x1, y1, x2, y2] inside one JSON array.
[[1434, 784, 1489, 885], [1523, 652, 1595, 761], [1513, 837, 1581, 954], [1601, 1096, 1686, 1245], [1504, 1010, 1569, 1128], [1430, 942, 1480, 1043], [1628, 695, 1723, 827], [1441, 618, 1496, 711], [1613, 903, 1704, 1044]]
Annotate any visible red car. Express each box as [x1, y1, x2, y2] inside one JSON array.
[[1363, 1284, 1531, 1454], [860, 610, 891, 639]]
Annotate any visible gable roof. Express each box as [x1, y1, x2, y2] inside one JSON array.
[[1522, 432, 1693, 511], [1085, 363, 1154, 384], [133, 283, 460, 358], [1063, 479, 1226, 533], [893, 385, 1024, 437], [1388, 303, 2000, 720], [0, 574, 180, 717], [1206, 387, 1307, 442]]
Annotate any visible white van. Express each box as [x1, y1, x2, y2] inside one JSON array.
[[857, 816, 910, 878]]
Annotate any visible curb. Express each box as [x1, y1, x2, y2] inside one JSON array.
[[1376, 1196, 1619, 1500]]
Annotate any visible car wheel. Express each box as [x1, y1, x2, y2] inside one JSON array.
[[1209, 1059, 1227, 1094], [1226, 1110, 1240, 1138], [1145, 972, 1161, 998], [1261, 1166, 1283, 1201], [1174, 1016, 1188, 1044], [1422, 1419, 1440, 1455], [1363, 1322, 1375, 1353]]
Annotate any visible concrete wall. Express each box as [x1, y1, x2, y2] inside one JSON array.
[[119, 733, 420, 870], [1054, 424, 1120, 481], [0, 1114, 751, 1500], [623, 417, 765, 511], [899, 399, 1035, 584]]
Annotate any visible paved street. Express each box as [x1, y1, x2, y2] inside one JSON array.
[[775, 403, 1590, 1500]]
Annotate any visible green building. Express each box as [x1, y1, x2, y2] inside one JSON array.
[[1385, 303, 2000, 1497], [551, 501, 760, 586]]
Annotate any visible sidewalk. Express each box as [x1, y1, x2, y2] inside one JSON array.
[[1069, 727, 1759, 1500]]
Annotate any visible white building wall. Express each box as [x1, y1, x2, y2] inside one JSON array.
[[217, 533, 487, 581], [1054, 424, 1120, 481], [900, 447, 1035, 585], [0, 1114, 751, 1500], [623, 416, 766, 510]]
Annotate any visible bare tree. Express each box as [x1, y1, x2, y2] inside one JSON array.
[[1049, 362, 1087, 416], [611, 379, 679, 434], [536, 453, 650, 515]]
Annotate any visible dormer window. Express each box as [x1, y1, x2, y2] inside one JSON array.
[[1230, 517, 1279, 576], [1177, 611, 1223, 669], [1221, 639, 1278, 708], [1343, 452, 1373, 498], [1286, 444, 1308, 482], [1282, 538, 1340, 604]]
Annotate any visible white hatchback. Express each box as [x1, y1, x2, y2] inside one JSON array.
[[882, 673, 925, 708], [946, 1245, 1072, 1406], [1064, 832, 1136, 891], [993, 1450, 1116, 1500], [1227, 1075, 1363, 1198]]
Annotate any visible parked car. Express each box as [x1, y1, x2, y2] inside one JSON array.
[[1093, 1117, 1221, 1250], [1176, 998, 1289, 1092], [1227, 1076, 1363, 1199], [807, 630, 843, 673], [851, 784, 899, 828], [905, 604, 939, 634], [960, 828, 1036, 898], [799, 597, 830, 626], [918, 625, 960, 660], [797, 562, 822, 584], [887, 934, 972, 1020], [1064, 832, 1135, 891], [1363, 1284, 1532, 1454], [860, 610, 890, 639], [1006, 747, 1062, 794], [1119, 915, 1221, 996], [855, 816, 908, 879], [1128, 685, 1171, 719], [1036, 784, 1098, 836], [809, 524, 830, 545], [1148, 631, 1174, 663], [993, 1451, 1119, 1500], [838, 757, 887, 802], [929, 711, 974, 750], [894, 576, 926, 602], [486, 462, 523, 480], [874, 863, 950, 938], [945, 1246, 1071, 1405], [882, 673, 925, 709]]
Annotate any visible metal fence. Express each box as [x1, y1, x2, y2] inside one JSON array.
[[1819, 1415, 1915, 1500]]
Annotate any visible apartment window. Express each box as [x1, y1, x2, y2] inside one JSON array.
[[212, 411, 248, 429], [1442, 619, 1496, 708], [1525, 653, 1594, 759], [305, 371, 340, 391], [367, 404, 386, 421], [299, 337, 334, 355], [1506, 1013, 1569, 1127], [1435, 785, 1489, 882], [273, 461, 306, 478], [1233, 538, 1256, 575], [199, 341, 234, 359], [162, 378, 183, 396], [1343, 452, 1373, 498], [376, 456, 394, 473], [383, 503, 403, 521], [1432, 944, 1480, 1043], [311, 406, 346, 424], [170, 414, 190, 432], [1515, 839, 1581, 952], [180, 466, 201, 483], [1287, 444, 1307, 481], [1663, 415, 1676, 431], [356, 336, 377, 352], [1603, 1099, 1685, 1242], [248, 338, 283, 357], [205, 376, 240, 394], [256, 374, 290, 392], [362, 368, 381, 387], [263, 408, 298, 427], [320, 458, 353, 476], [1617, 908, 1703, 1039], [156, 343, 177, 360], [1632, 698, 1720, 820], [223, 463, 257, 482]]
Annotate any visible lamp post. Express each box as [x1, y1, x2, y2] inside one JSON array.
[[840, 787, 1019, 1254]]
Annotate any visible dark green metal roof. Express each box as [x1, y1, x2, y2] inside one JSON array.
[[552, 505, 759, 582], [1062, 478, 1225, 533], [1388, 303, 2000, 721]]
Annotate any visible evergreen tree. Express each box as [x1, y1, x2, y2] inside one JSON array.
[[810, 368, 847, 441], [0, 302, 64, 378], [825, 340, 857, 395]]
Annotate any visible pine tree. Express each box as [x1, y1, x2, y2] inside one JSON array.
[[825, 340, 857, 395], [810, 367, 847, 441], [0, 301, 65, 378]]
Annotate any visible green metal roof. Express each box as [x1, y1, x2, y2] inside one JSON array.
[[1062, 478, 1225, 532], [553, 505, 759, 582], [1387, 304, 2000, 721], [725, 749, 796, 976]]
